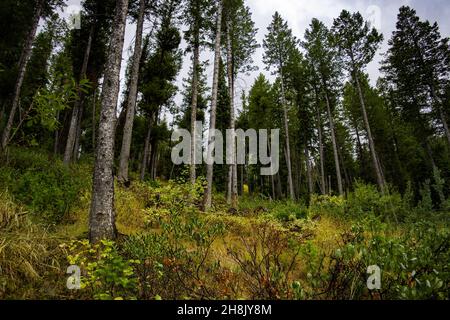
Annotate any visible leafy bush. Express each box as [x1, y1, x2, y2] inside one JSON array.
[[346, 183, 406, 222], [297, 217, 449, 300], [271, 201, 308, 222], [309, 194, 346, 217], [61, 240, 139, 300], [0, 148, 90, 224]]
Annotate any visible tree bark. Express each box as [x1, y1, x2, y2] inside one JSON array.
[[189, 17, 201, 186], [324, 90, 343, 196], [314, 91, 326, 195], [305, 146, 313, 195], [354, 72, 386, 193], [202, 1, 223, 211], [73, 103, 84, 160], [279, 68, 295, 200], [118, 0, 146, 182], [64, 25, 94, 165], [140, 116, 153, 181], [92, 91, 96, 151], [1, 0, 43, 152], [89, 0, 129, 243], [226, 21, 238, 208]]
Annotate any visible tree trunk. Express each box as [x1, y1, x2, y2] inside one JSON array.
[[1, 0, 43, 152], [140, 117, 153, 181], [64, 25, 94, 165], [240, 164, 244, 195], [118, 0, 146, 182], [279, 68, 295, 200], [305, 146, 313, 195], [92, 90, 96, 151], [73, 103, 84, 160], [203, 1, 223, 211], [324, 90, 343, 196], [189, 23, 200, 185], [354, 72, 385, 193], [226, 21, 238, 208], [315, 98, 326, 195], [89, 0, 129, 243]]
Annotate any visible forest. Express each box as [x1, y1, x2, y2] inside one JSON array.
[[0, 0, 449, 300]]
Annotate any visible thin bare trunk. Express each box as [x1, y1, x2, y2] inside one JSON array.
[[189, 24, 200, 185], [324, 90, 343, 196], [226, 21, 238, 208], [140, 118, 152, 181], [92, 91, 96, 150], [279, 69, 295, 200], [354, 73, 385, 193], [64, 25, 94, 165], [305, 146, 313, 194], [118, 0, 146, 182], [203, 1, 223, 211], [315, 98, 326, 195], [1, 0, 43, 151], [89, 0, 129, 243], [73, 103, 84, 160]]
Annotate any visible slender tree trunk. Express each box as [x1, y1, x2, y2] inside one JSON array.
[[203, 1, 223, 211], [189, 24, 201, 185], [313, 84, 326, 195], [64, 25, 94, 165], [305, 146, 313, 195], [92, 90, 96, 151], [240, 164, 244, 195], [140, 117, 153, 181], [279, 68, 295, 200], [118, 0, 146, 182], [1, 0, 43, 152], [226, 21, 238, 208], [324, 90, 343, 196], [89, 0, 129, 243], [73, 103, 84, 160], [354, 72, 385, 193], [315, 99, 326, 195]]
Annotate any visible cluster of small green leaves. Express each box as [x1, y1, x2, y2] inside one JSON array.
[[62, 239, 139, 300], [30, 76, 91, 132], [296, 218, 449, 300]]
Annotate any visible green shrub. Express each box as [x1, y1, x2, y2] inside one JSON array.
[[298, 217, 449, 300], [271, 201, 308, 222], [346, 183, 407, 222], [0, 148, 90, 224], [309, 194, 346, 217], [62, 240, 139, 300]]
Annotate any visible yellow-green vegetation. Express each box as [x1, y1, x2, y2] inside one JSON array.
[[0, 149, 449, 300]]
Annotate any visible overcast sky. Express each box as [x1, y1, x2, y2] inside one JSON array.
[[62, 0, 450, 122]]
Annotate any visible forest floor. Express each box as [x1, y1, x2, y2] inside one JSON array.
[[0, 148, 449, 300]]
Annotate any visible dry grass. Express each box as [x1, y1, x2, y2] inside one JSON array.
[[0, 191, 65, 299]]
